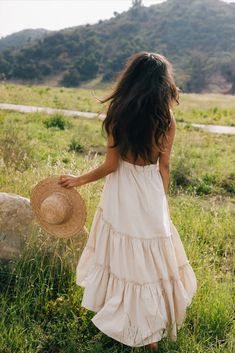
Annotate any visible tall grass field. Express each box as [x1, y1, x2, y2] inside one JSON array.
[[0, 82, 235, 126], [0, 86, 234, 353]]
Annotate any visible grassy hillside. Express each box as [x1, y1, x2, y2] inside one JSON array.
[[0, 0, 235, 92], [0, 105, 234, 352], [0, 83, 235, 126]]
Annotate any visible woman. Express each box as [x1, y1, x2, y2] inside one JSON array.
[[59, 52, 197, 351]]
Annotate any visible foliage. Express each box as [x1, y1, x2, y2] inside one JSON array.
[[0, 186, 233, 352], [43, 114, 71, 130], [0, 0, 235, 92], [0, 107, 234, 198], [132, 0, 143, 8], [68, 138, 84, 153], [0, 97, 234, 351], [1, 83, 235, 126], [219, 54, 235, 95], [0, 28, 51, 52], [184, 51, 210, 93]]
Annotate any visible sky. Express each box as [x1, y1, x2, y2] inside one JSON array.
[[0, 0, 234, 38]]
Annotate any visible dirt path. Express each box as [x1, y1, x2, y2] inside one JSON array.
[[0, 103, 235, 135]]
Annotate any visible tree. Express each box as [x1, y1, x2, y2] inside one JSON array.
[[220, 56, 235, 95], [60, 69, 81, 87], [184, 51, 209, 93], [130, 0, 145, 19], [132, 0, 142, 8], [74, 54, 99, 81]]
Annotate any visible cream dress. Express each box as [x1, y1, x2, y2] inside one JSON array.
[[76, 156, 197, 347]]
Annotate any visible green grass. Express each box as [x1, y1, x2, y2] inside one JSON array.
[[0, 82, 105, 113], [0, 196, 233, 353], [0, 104, 234, 352], [0, 110, 234, 197], [0, 83, 235, 126]]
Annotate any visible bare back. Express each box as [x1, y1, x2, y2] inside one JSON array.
[[122, 111, 176, 167]]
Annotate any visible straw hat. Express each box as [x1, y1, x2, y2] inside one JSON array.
[[30, 175, 87, 238]]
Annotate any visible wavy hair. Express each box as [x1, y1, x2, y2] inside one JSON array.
[[100, 51, 179, 164]]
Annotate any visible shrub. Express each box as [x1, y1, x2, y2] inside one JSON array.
[[195, 174, 217, 196], [68, 138, 84, 153], [43, 114, 67, 130], [221, 173, 235, 195]]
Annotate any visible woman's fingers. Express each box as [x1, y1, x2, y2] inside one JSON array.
[[58, 175, 77, 188], [61, 181, 71, 187], [61, 182, 72, 188], [59, 178, 69, 186], [59, 175, 70, 182]]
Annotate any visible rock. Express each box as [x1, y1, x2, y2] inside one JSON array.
[[0, 192, 89, 261], [87, 145, 106, 159], [0, 192, 34, 260]]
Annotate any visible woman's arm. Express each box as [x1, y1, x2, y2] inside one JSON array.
[[59, 132, 120, 188], [159, 112, 176, 194]]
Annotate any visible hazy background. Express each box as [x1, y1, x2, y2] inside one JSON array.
[[0, 0, 235, 93], [0, 0, 234, 38]]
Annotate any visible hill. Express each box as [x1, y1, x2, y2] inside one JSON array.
[[0, 29, 52, 52], [0, 0, 234, 93]]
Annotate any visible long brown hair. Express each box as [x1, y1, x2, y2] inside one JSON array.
[[100, 51, 179, 164]]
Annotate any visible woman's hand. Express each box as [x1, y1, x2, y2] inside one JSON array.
[[58, 174, 83, 189]]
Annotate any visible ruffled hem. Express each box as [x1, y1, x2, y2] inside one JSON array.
[[76, 207, 197, 347]]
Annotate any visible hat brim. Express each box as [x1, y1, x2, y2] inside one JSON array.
[[30, 176, 87, 238]]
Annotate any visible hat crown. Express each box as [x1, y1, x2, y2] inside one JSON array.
[[40, 192, 72, 225], [30, 176, 87, 238]]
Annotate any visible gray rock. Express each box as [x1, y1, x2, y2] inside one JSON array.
[[0, 192, 89, 261], [0, 192, 34, 260]]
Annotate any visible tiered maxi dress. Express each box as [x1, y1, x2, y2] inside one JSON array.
[[76, 156, 197, 347]]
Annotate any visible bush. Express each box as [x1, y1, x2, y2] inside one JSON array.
[[60, 70, 81, 88], [195, 174, 217, 196], [221, 173, 235, 195], [68, 138, 84, 153], [43, 114, 68, 130]]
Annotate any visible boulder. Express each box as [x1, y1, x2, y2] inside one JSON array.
[[0, 192, 89, 261], [0, 192, 34, 260]]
